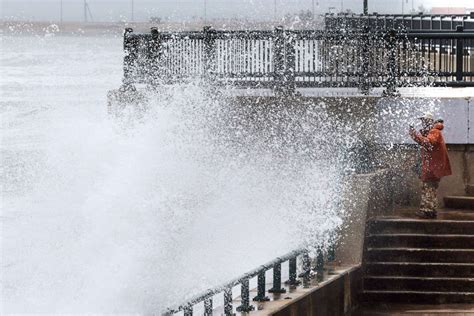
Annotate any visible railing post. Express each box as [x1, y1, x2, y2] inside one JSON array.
[[284, 31, 296, 96], [456, 25, 464, 82], [301, 251, 311, 288], [269, 262, 286, 294], [122, 27, 135, 90], [327, 242, 336, 262], [253, 271, 270, 302], [204, 297, 213, 316], [149, 27, 161, 85], [203, 26, 216, 82], [224, 288, 233, 316], [360, 26, 371, 95], [237, 279, 255, 312], [273, 26, 285, 95], [183, 305, 193, 316], [383, 29, 399, 96], [316, 247, 325, 282], [285, 256, 301, 287], [326, 241, 337, 274]]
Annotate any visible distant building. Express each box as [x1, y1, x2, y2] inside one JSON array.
[[430, 7, 471, 15]]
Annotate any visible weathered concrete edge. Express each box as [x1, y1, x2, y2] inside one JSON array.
[[269, 265, 363, 316]]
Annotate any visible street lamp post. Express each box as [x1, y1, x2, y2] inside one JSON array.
[[131, 0, 134, 22], [60, 0, 63, 23], [274, 0, 277, 21], [84, 0, 87, 22]]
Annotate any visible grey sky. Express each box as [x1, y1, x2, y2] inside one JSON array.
[[1, 0, 473, 22]]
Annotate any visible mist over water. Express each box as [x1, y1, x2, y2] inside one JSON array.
[[1, 35, 440, 314]]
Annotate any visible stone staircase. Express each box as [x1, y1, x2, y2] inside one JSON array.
[[362, 217, 474, 304], [444, 184, 474, 210]]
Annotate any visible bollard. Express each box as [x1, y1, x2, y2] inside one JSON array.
[[269, 263, 286, 294], [204, 298, 212, 316], [253, 271, 270, 302], [285, 257, 301, 287], [224, 288, 233, 316], [183, 305, 192, 316], [236, 279, 255, 312]]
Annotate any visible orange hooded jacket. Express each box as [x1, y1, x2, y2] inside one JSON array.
[[411, 123, 452, 182]]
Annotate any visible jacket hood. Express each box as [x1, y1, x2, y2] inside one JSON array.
[[434, 122, 444, 130], [433, 123, 444, 131]]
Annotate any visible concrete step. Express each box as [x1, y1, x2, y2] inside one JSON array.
[[444, 196, 474, 210], [357, 303, 474, 316], [467, 184, 474, 197], [365, 262, 474, 278], [362, 290, 474, 304], [364, 276, 474, 292], [367, 219, 474, 235], [367, 234, 474, 249], [366, 248, 474, 263]]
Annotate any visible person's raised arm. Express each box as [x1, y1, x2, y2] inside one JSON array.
[[411, 129, 440, 151]]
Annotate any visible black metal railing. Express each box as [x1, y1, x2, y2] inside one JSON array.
[[121, 26, 474, 95], [324, 12, 474, 32], [163, 245, 333, 315]]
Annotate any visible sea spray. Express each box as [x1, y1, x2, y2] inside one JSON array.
[[1, 35, 442, 314]]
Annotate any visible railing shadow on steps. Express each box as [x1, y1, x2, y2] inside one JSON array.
[[163, 245, 334, 316]]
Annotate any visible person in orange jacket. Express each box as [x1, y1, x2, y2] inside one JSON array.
[[409, 112, 452, 219]]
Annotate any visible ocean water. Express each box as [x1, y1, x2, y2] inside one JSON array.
[[1, 35, 343, 314]]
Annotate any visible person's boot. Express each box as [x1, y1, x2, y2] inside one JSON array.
[[416, 209, 436, 219], [416, 210, 429, 219]]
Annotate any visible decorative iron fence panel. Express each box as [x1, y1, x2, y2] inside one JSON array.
[[121, 26, 474, 94], [396, 31, 474, 87]]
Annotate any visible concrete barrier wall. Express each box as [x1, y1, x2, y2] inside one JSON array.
[[470, 99, 474, 143], [231, 95, 473, 144], [378, 144, 474, 206], [375, 97, 473, 144], [335, 145, 474, 266], [336, 170, 396, 265], [271, 266, 363, 316], [225, 96, 473, 262]]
